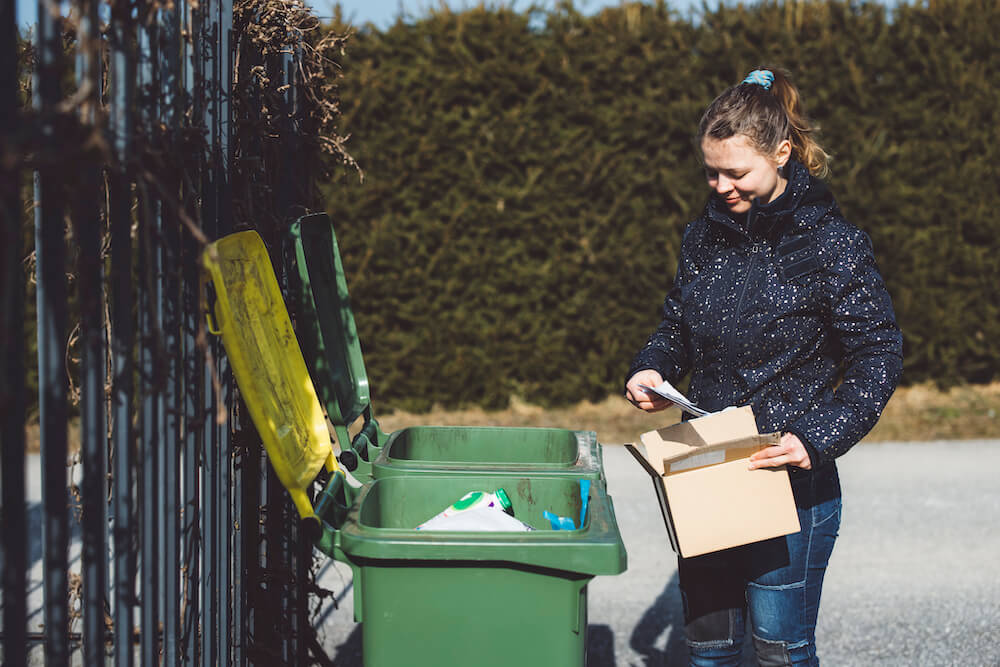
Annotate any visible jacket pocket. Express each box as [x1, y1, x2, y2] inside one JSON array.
[[776, 235, 821, 284]]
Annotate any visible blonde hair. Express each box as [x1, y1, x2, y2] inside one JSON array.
[[699, 67, 830, 178]]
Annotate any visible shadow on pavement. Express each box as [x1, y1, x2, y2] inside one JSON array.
[[587, 624, 615, 665], [629, 571, 687, 665], [331, 624, 362, 666]]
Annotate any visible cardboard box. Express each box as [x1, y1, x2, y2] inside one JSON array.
[[625, 406, 800, 558]]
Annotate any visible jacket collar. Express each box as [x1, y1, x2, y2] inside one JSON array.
[[704, 160, 831, 241]]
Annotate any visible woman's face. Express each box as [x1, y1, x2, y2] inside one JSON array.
[[701, 134, 791, 214]]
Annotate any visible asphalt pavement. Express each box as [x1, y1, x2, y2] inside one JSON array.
[[14, 440, 1000, 665], [314, 440, 1000, 666]]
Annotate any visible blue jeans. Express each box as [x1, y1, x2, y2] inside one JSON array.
[[678, 466, 842, 666]]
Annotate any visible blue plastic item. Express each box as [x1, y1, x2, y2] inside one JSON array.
[[543, 511, 577, 531], [543, 480, 592, 530], [579, 479, 591, 528]]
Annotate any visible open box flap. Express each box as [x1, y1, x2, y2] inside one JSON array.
[[624, 444, 680, 553], [638, 406, 779, 471]]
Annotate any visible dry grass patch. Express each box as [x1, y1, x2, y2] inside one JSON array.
[[375, 382, 1000, 445], [26, 382, 1000, 453], [865, 381, 1000, 442]]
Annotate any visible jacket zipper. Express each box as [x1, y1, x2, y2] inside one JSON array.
[[723, 240, 765, 373]]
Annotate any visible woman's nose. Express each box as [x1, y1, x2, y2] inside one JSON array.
[[715, 175, 732, 193]]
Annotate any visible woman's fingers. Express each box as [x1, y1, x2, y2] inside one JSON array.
[[625, 370, 667, 412], [624, 377, 675, 413], [631, 396, 674, 412], [748, 445, 787, 469], [748, 434, 812, 470]]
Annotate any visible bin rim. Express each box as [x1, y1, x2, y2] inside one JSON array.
[[375, 427, 600, 473], [330, 475, 627, 576]]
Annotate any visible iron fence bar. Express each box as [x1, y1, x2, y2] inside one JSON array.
[[198, 2, 218, 661], [201, 281, 218, 667], [182, 230, 203, 667], [34, 1, 70, 663], [266, 49, 286, 665], [108, 172, 136, 667], [231, 24, 264, 663], [239, 418, 263, 665], [75, 1, 108, 664], [182, 0, 204, 661], [286, 48, 312, 667], [138, 208, 161, 667], [161, 3, 183, 659], [108, 1, 137, 664], [162, 255, 182, 667], [216, 2, 235, 662], [151, 138, 169, 667], [263, 464, 283, 661], [232, 414, 245, 667], [153, 3, 183, 664], [136, 12, 163, 664], [219, 4, 244, 662], [201, 2, 226, 664], [1, 5, 28, 666], [218, 354, 233, 667]]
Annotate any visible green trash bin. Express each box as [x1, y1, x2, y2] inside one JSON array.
[[313, 471, 627, 667], [288, 212, 603, 482]]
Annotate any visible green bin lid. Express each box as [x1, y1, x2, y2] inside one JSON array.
[[289, 212, 371, 428]]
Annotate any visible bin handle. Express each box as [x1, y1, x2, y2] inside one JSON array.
[[200, 255, 225, 336], [312, 470, 365, 622], [314, 470, 356, 535]]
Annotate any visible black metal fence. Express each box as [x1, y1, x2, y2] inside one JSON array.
[[2, 1, 350, 664]]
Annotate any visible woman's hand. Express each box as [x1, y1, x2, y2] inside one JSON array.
[[625, 370, 675, 413], [748, 432, 812, 470]]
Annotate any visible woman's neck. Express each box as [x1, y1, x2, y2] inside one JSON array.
[[766, 172, 789, 205]]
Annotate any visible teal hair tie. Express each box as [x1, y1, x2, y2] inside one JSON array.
[[742, 69, 774, 89]]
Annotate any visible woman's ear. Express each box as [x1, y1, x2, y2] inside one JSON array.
[[775, 139, 792, 168]]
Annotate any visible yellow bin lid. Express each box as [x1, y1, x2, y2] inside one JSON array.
[[202, 230, 338, 520]]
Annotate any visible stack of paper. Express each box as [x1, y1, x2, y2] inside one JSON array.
[[637, 380, 710, 417]]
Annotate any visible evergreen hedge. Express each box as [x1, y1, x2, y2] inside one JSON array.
[[322, 0, 1000, 411]]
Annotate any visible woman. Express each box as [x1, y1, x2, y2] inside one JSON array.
[[624, 68, 903, 666]]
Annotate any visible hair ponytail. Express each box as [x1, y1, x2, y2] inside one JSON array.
[[699, 66, 830, 178]]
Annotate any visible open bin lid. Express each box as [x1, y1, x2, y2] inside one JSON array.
[[201, 230, 338, 520], [288, 213, 371, 431]]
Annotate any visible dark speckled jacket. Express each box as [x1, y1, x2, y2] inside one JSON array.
[[628, 160, 903, 470]]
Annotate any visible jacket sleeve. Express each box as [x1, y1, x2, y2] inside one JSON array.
[[625, 226, 697, 387], [786, 231, 903, 467]]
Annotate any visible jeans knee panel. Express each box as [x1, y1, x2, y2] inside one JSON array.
[[746, 581, 807, 644], [685, 607, 738, 648], [752, 635, 793, 666], [752, 634, 817, 666]]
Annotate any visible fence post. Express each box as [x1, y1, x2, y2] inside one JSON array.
[[181, 2, 205, 664], [34, 1, 70, 663], [73, 1, 108, 665], [159, 2, 184, 663], [108, 0, 137, 664], [1, 4, 28, 666]]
